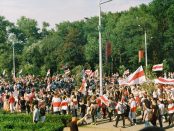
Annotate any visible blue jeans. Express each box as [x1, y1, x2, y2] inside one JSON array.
[[144, 120, 150, 127]]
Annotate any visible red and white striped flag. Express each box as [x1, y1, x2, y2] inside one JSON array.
[[118, 78, 129, 86], [154, 77, 174, 85], [100, 95, 109, 106], [78, 79, 87, 94], [152, 63, 163, 71], [85, 69, 94, 77], [127, 66, 146, 85]]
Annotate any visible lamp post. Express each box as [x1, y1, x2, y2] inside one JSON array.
[[98, 0, 112, 96], [8, 33, 16, 78], [138, 25, 148, 70], [144, 30, 147, 69], [12, 42, 15, 78]]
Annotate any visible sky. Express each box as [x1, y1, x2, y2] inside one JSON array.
[[0, 0, 152, 28]]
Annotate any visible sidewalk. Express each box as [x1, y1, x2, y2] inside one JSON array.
[[64, 118, 174, 131]]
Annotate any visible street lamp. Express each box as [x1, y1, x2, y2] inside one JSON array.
[[8, 33, 17, 78], [98, 0, 112, 96], [144, 30, 147, 68], [138, 25, 148, 69]]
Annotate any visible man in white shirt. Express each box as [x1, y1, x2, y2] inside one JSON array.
[[113, 99, 125, 128]]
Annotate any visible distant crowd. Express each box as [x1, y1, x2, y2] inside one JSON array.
[[0, 73, 174, 129]]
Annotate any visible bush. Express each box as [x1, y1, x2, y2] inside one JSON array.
[[0, 111, 71, 131]]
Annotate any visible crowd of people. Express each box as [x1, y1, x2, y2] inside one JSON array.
[[0, 73, 174, 130]]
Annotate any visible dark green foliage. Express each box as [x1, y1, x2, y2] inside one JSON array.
[[0, 111, 71, 131]]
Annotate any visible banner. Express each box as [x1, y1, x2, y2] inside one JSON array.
[[78, 79, 87, 95], [154, 77, 174, 85], [138, 50, 144, 63], [152, 63, 163, 71]]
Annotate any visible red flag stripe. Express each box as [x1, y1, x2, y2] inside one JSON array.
[[100, 96, 108, 103], [152, 65, 163, 70], [128, 70, 145, 83], [158, 77, 174, 82]]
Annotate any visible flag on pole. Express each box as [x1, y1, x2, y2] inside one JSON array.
[[100, 95, 109, 106], [46, 69, 50, 76], [118, 78, 129, 86], [152, 63, 163, 71], [85, 70, 92, 76], [85, 69, 94, 77], [154, 77, 174, 85], [127, 66, 146, 85], [78, 79, 87, 95], [138, 50, 144, 63]]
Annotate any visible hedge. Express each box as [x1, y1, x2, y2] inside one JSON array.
[[0, 111, 71, 131]]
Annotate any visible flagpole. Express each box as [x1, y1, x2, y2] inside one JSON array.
[[13, 42, 15, 78], [8, 33, 16, 78], [98, 0, 112, 96], [145, 30, 147, 70], [99, 0, 102, 96]]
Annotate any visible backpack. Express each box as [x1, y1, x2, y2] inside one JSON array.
[[118, 103, 125, 114], [124, 104, 130, 115]]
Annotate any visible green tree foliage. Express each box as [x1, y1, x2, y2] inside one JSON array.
[[16, 16, 41, 44], [0, 0, 174, 77]]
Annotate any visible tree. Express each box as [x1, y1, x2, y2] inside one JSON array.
[[16, 16, 41, 44]]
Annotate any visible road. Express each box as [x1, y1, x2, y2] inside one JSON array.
[[64, 117, 174, 131]]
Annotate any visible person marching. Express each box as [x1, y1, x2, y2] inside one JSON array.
[[168, 99, 174, 126], [114, 98, 125, 128], [60, 95, 68, 115], [129, 97, 137, 125]]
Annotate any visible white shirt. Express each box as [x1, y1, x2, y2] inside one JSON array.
[[153, 91, 157, 98], [158, 103, 165, 115], [52, 97, 61, 112]]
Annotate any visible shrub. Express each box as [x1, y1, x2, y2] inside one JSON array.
[[0, 111, 71, 131]]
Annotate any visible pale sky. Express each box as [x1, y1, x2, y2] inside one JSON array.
[[0, 0, 152, 28]]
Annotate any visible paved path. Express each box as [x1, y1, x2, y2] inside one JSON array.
[[64, 117, 174, 131]]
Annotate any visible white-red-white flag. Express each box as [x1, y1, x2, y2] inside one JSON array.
[[85, 69, 91, 75], [154, 77, 174, 85], [100, 94, 109, 106], [78, 79, 87, 94], [152, 63, 163, 71], [85, 69, 94, 78], [127, 66, 146, 85], [118, 78, 129, 86]]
